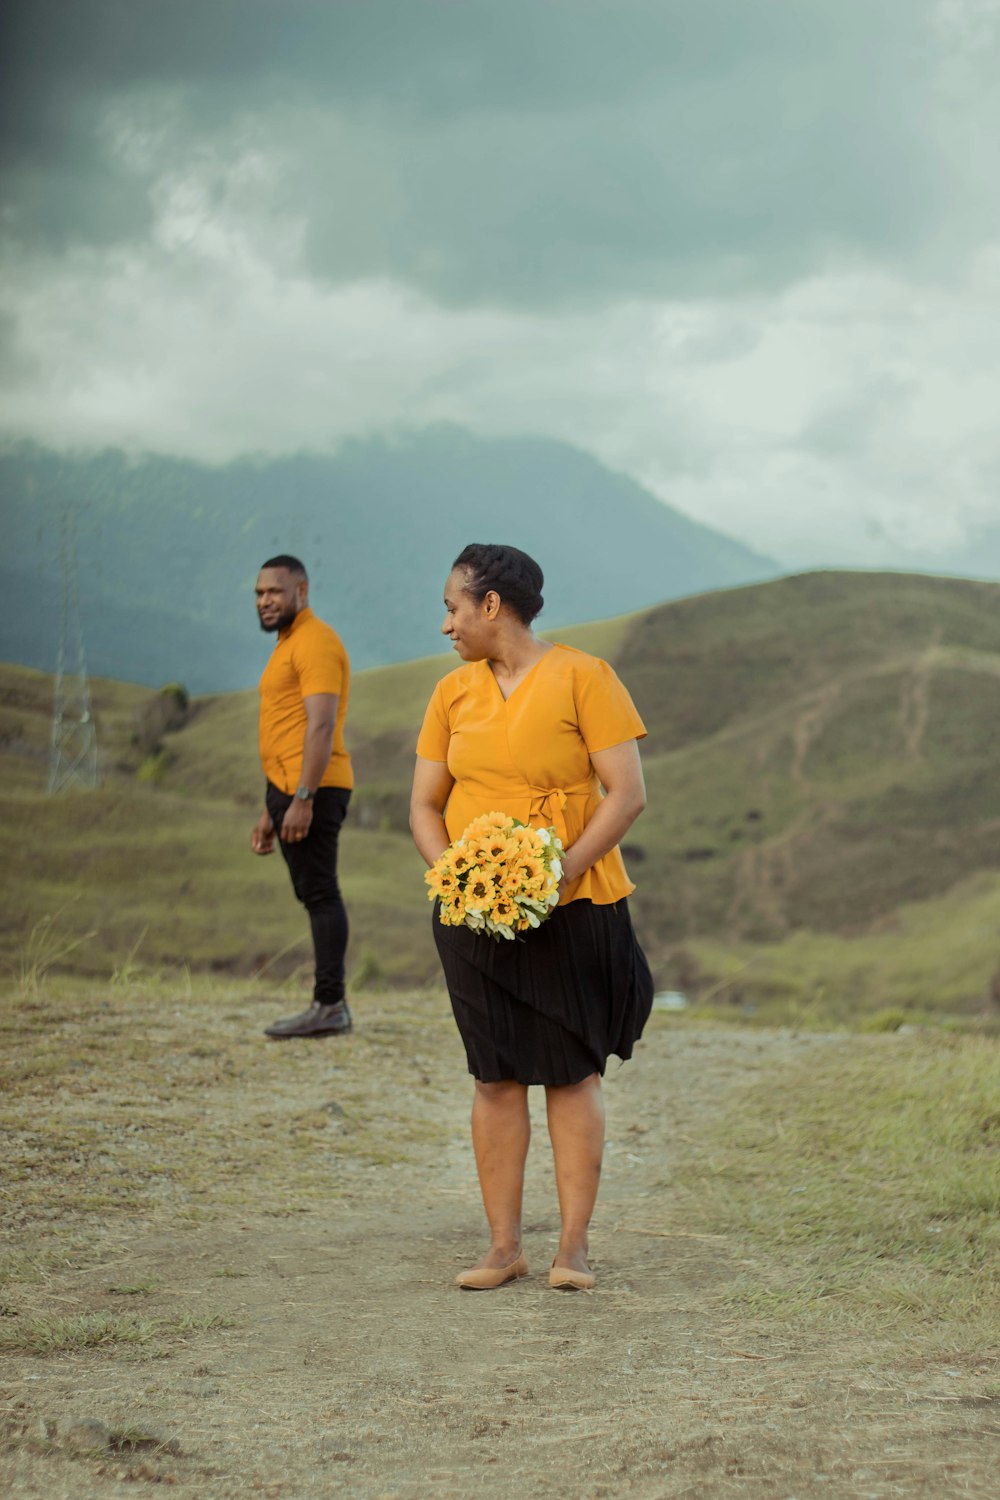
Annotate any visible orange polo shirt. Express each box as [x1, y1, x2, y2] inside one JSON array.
[[258, 607, 353, 793]]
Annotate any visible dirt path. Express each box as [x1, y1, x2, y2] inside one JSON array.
[[1, 993, 995, 1499]]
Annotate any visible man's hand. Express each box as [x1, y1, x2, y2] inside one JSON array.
[[279, 797, 313, 844], [251, 809, 276, 855]]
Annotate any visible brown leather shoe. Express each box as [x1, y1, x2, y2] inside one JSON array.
[[264, 1002, 353, 1039], [454, 1252, 529, 1290]]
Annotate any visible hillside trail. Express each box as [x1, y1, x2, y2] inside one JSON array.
[[2, 1002, 993, 1500]]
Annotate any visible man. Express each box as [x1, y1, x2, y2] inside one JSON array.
[[251, 555, 354, 1038]]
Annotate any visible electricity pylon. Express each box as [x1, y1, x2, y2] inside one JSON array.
[[47, 510, 98, 793]]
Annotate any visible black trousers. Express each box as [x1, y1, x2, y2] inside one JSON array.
[[266, 783, 351, 1005]]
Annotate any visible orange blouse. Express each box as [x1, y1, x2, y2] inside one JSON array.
[[416, 644, 646, 906]]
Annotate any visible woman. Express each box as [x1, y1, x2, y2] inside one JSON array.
[[410, 543, 653, 1292]]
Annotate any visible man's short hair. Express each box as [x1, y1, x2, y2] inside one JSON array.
[[260, 554, 308, 581]]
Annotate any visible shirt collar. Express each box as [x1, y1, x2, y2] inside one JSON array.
[[278, 605, 314, 641]]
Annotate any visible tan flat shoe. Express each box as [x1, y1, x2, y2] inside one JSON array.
[[548, 1262, 596, 1291], [454, 1251, 529, 1290]]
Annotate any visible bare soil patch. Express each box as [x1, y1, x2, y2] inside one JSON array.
[[1, 987, 996, 1498]]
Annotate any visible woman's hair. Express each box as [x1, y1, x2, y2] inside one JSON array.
[[452, 543, 545, 626]]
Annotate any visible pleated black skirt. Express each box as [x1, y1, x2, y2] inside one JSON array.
[[433, 898, 654, 1086]]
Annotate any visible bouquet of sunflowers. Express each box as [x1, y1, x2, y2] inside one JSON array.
[[425, 811, 564, 940]]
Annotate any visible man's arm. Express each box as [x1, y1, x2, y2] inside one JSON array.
[[276, 692, 339, 842], [250, 806, 276, 854]]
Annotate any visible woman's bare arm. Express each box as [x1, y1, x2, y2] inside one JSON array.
[[409, 755, 456, 865], [560, 739, 646, 885]]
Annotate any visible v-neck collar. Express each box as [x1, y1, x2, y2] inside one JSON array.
[[485, 643, 557, 704]]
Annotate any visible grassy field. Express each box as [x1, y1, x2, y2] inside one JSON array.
[[671, 871, 1000, 1027], [677, 1027, 1000, 1343], [4, 569, 1000, 1025], [1, 974, 997, 1497]]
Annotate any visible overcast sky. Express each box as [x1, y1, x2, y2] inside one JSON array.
[[2, 0, 998, 568]]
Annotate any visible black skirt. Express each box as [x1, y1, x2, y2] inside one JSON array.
[[434, 898, 653, 1086]]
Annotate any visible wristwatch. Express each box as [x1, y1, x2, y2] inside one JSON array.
[[294, 785, 315, 802]]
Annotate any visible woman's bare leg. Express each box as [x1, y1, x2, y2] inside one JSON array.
[[467, 1078, 531, 1268], [545, 1072, 605, 1272]]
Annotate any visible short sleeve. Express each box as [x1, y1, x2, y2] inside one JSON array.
[[575, 659, 646, 753], [416, 680, 451, 761], [296, 629, 346, 698]]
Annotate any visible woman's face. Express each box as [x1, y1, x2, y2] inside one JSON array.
[[441, 568, 493, 659]]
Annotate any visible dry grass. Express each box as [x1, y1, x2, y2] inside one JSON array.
[[0, 1311, 235, 1357], [0, 976, 458, 1291], [2, 977, 998, 1498]]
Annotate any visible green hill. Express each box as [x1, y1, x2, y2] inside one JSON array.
[[4, 571, 999, 1023]]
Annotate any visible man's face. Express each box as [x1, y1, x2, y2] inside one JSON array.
[[255, 568, 306, 633]]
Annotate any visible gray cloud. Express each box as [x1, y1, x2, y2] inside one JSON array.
[[3, 1, 990, 307], [802, 375, 916, 457], [1, 1, 851, 116], [2, 0, 999, 573]]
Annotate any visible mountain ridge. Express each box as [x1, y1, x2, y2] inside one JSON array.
[[2, 425, 778, 691]]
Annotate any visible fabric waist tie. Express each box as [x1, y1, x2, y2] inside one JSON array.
[[527, 781, 593, 848]]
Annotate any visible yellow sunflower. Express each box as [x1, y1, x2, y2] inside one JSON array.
[[439, 889, 466, 926], [425, 865, 458, 900], [489, 898, 518, 929], [463, 811, 509, 841], [464, 865, 502, 909], [511, 852, 545, 885]]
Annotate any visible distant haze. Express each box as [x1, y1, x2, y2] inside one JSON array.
[[2, 2, 999, 573]]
